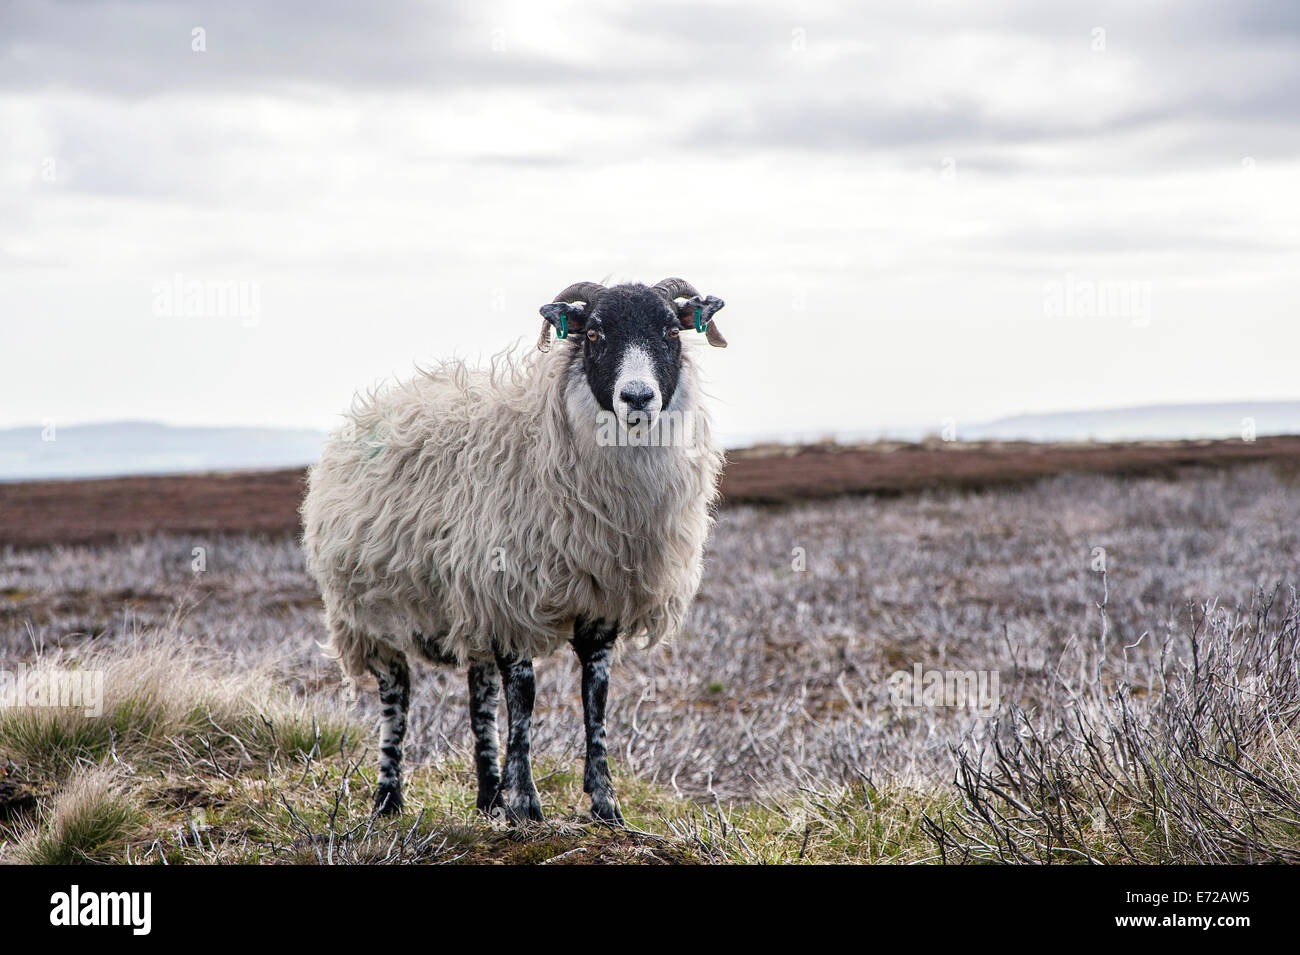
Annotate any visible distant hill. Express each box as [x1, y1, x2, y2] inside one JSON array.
[[0, 422, 327, 481], [2, 402, 1299, 480], [960, 401, 1300, 443], [727, 401, 1300, 447]]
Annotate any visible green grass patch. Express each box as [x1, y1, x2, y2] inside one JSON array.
[[0, 638, 352, 780], [11, 769, 142, 864]]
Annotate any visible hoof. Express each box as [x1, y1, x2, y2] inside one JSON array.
[[373, 782, 403, 815], [499, 786, 544, 825], [591, 795, 625, 827]]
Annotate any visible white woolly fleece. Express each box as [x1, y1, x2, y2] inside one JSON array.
[[300, 342, 724, 684]]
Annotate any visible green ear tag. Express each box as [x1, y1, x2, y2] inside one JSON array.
[[557, 313, 568, 339], [694, 306, 705, 333]]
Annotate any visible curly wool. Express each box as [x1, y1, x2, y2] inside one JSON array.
[[300, 342, 723, 684]]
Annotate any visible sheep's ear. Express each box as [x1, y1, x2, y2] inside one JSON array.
[[675, 295, 727, 348], [536, 302, 588, 352]]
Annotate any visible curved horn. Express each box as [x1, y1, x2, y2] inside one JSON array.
[[651, 277, 700, 302], [551, 281, 606, 305]]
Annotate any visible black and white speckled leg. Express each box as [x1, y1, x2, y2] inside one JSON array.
[[467, 660, 501, 814], [494, 652, 543, 824], [368, 653, 410, 815], [572, 616, 624, 825]]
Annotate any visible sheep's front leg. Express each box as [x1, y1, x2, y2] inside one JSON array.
[[494, 652, 543, 823], [572, 616, 625, 825], [467, 660, 501, 814], [369, 653, 410, 815]]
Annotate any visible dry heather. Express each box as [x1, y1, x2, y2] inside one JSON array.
[[2, 464, 1299, 863]]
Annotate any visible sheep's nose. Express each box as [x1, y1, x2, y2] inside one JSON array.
[[619, 383, 656, 411]]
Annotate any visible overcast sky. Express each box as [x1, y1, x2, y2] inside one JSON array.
[[2, 0, 1297, 443]]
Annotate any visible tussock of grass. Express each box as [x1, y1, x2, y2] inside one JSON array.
[[0, 633, 361, 864], [10, 768, 141, 864], [0, 637, 351, 779]]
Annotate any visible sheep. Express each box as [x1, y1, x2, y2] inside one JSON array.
[[300, 278, 728, 823]]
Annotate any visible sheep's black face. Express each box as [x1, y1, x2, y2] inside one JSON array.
[[578, 285, 683, 429]]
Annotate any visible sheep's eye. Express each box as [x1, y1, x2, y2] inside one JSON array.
[[667, 326, 680, 338], [586, 328, 600, 343]]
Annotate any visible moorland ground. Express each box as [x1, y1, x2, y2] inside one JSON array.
[[2, 461, 1299, 863]]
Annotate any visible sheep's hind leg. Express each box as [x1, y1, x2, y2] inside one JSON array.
[[494, 652, 543, 824], [368, 653, 410, 815], [572, 616, 625, 825], [467, 660, 502, 814]]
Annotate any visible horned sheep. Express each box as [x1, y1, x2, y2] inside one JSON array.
[[300, 278, 728, 822]]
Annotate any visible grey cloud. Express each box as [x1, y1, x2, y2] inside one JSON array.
[[6, 0, 1297, 164], [6, 0, 1298, 206], [683, 60, 1298, 165], [0, 0, 584, 96]]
